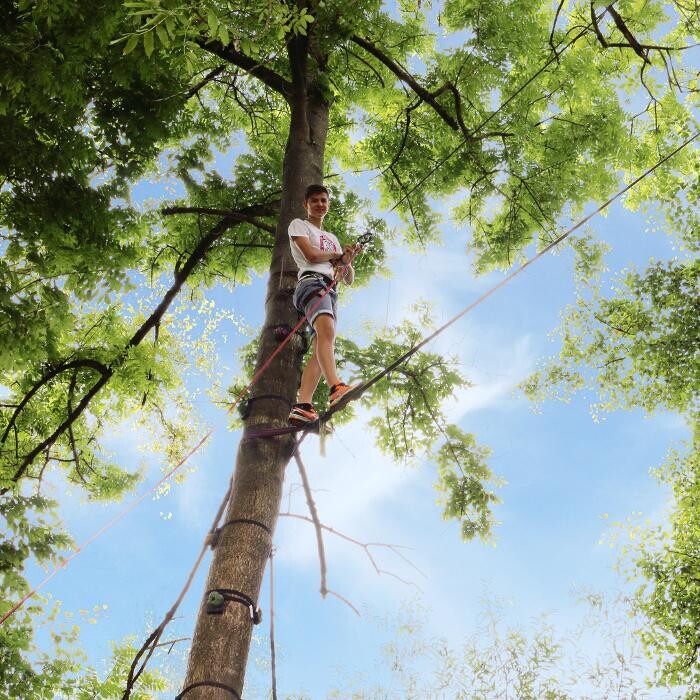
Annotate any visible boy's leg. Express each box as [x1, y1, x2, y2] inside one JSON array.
[[297, 336, 323, 405], [312, 313, 341, 388]]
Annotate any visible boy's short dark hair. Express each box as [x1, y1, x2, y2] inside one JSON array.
[[304, 183, 330, 200]]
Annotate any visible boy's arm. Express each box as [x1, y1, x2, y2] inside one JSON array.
[[291, 234, 341, 264]]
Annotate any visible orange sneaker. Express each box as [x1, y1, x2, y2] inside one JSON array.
[[329, 382, 357, 408], [289, 403, 319, 426]]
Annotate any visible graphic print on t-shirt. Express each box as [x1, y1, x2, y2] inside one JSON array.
[[319, 233, 338, 253]]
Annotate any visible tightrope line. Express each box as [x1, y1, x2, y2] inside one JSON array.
[[1, 42, 695, 628], [3, 129, 695, 629]]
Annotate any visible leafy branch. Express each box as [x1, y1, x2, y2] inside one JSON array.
[[2, 204, 277, 489]]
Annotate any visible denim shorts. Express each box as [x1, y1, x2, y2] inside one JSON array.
[[293, 275, 338, 334]]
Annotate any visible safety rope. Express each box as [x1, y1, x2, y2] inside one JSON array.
[[0, 430, 213, 628], [0, 242, 364, 630]]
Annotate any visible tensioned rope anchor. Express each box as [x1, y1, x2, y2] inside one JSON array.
[[175, 681, 241, 699], [206, 588, 262, 624]]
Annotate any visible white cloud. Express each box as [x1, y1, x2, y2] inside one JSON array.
[[445, 333, 536, 419], [347, 244, 501, 331], [276, 418, 422, 563]]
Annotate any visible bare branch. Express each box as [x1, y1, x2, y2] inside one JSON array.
[[151, 637, 190, 652], [350, 35, 460, 132], [326, 589, 360, 617], [345, 47, 385, 87], [280, 512, 424, 589], [185, 65, 227, 99], [161, 206, 278, 234], [162, 201, 279, 218], [196, 38, 292, 97], [446, 82, 471, 139], [549, 1, 566, 58], [150, 65, 228, 103], [379, 105, 413, 175], [66, 371, 87, 485], [607, 5, 650, 63], [1, 359, 109, 445], [389, 164, 423, 242], [293, 449, 328, 597]]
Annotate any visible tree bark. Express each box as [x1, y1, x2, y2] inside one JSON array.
[[181, 87, 329, 698]]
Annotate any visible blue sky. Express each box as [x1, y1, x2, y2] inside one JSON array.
[[22, 173, 691, 697], [13, 11, 695, 692]]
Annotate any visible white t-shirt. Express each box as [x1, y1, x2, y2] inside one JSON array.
[[288, 218, 341, 279]]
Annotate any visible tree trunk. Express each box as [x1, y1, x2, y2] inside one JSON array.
[[181, 90, 329, 699]]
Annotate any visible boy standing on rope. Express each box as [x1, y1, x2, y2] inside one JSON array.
[[288, 184, 359, 426]]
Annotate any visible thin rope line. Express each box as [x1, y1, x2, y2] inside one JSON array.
[[269, 551, 278, 700], [0, 430, 212, 627], [352, 130, 699, 397]]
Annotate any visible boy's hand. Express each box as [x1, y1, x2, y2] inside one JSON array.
[[341, 243, 362, 262]]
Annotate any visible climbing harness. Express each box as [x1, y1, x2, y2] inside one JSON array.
[[205, 588, 262, 624]]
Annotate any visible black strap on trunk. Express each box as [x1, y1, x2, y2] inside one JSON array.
[[209, 518, 272, 549], [205, 588, 262, 624], [237, 394, 291, 419], [175, 680, 241, 699]]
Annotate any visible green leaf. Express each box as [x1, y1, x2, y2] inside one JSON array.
[[156, 22, 170, 47], [164, 16, 176, 38], [122, 34, 139, 55], [143, 30, 154, 57], [207, 10, 219, 36]]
